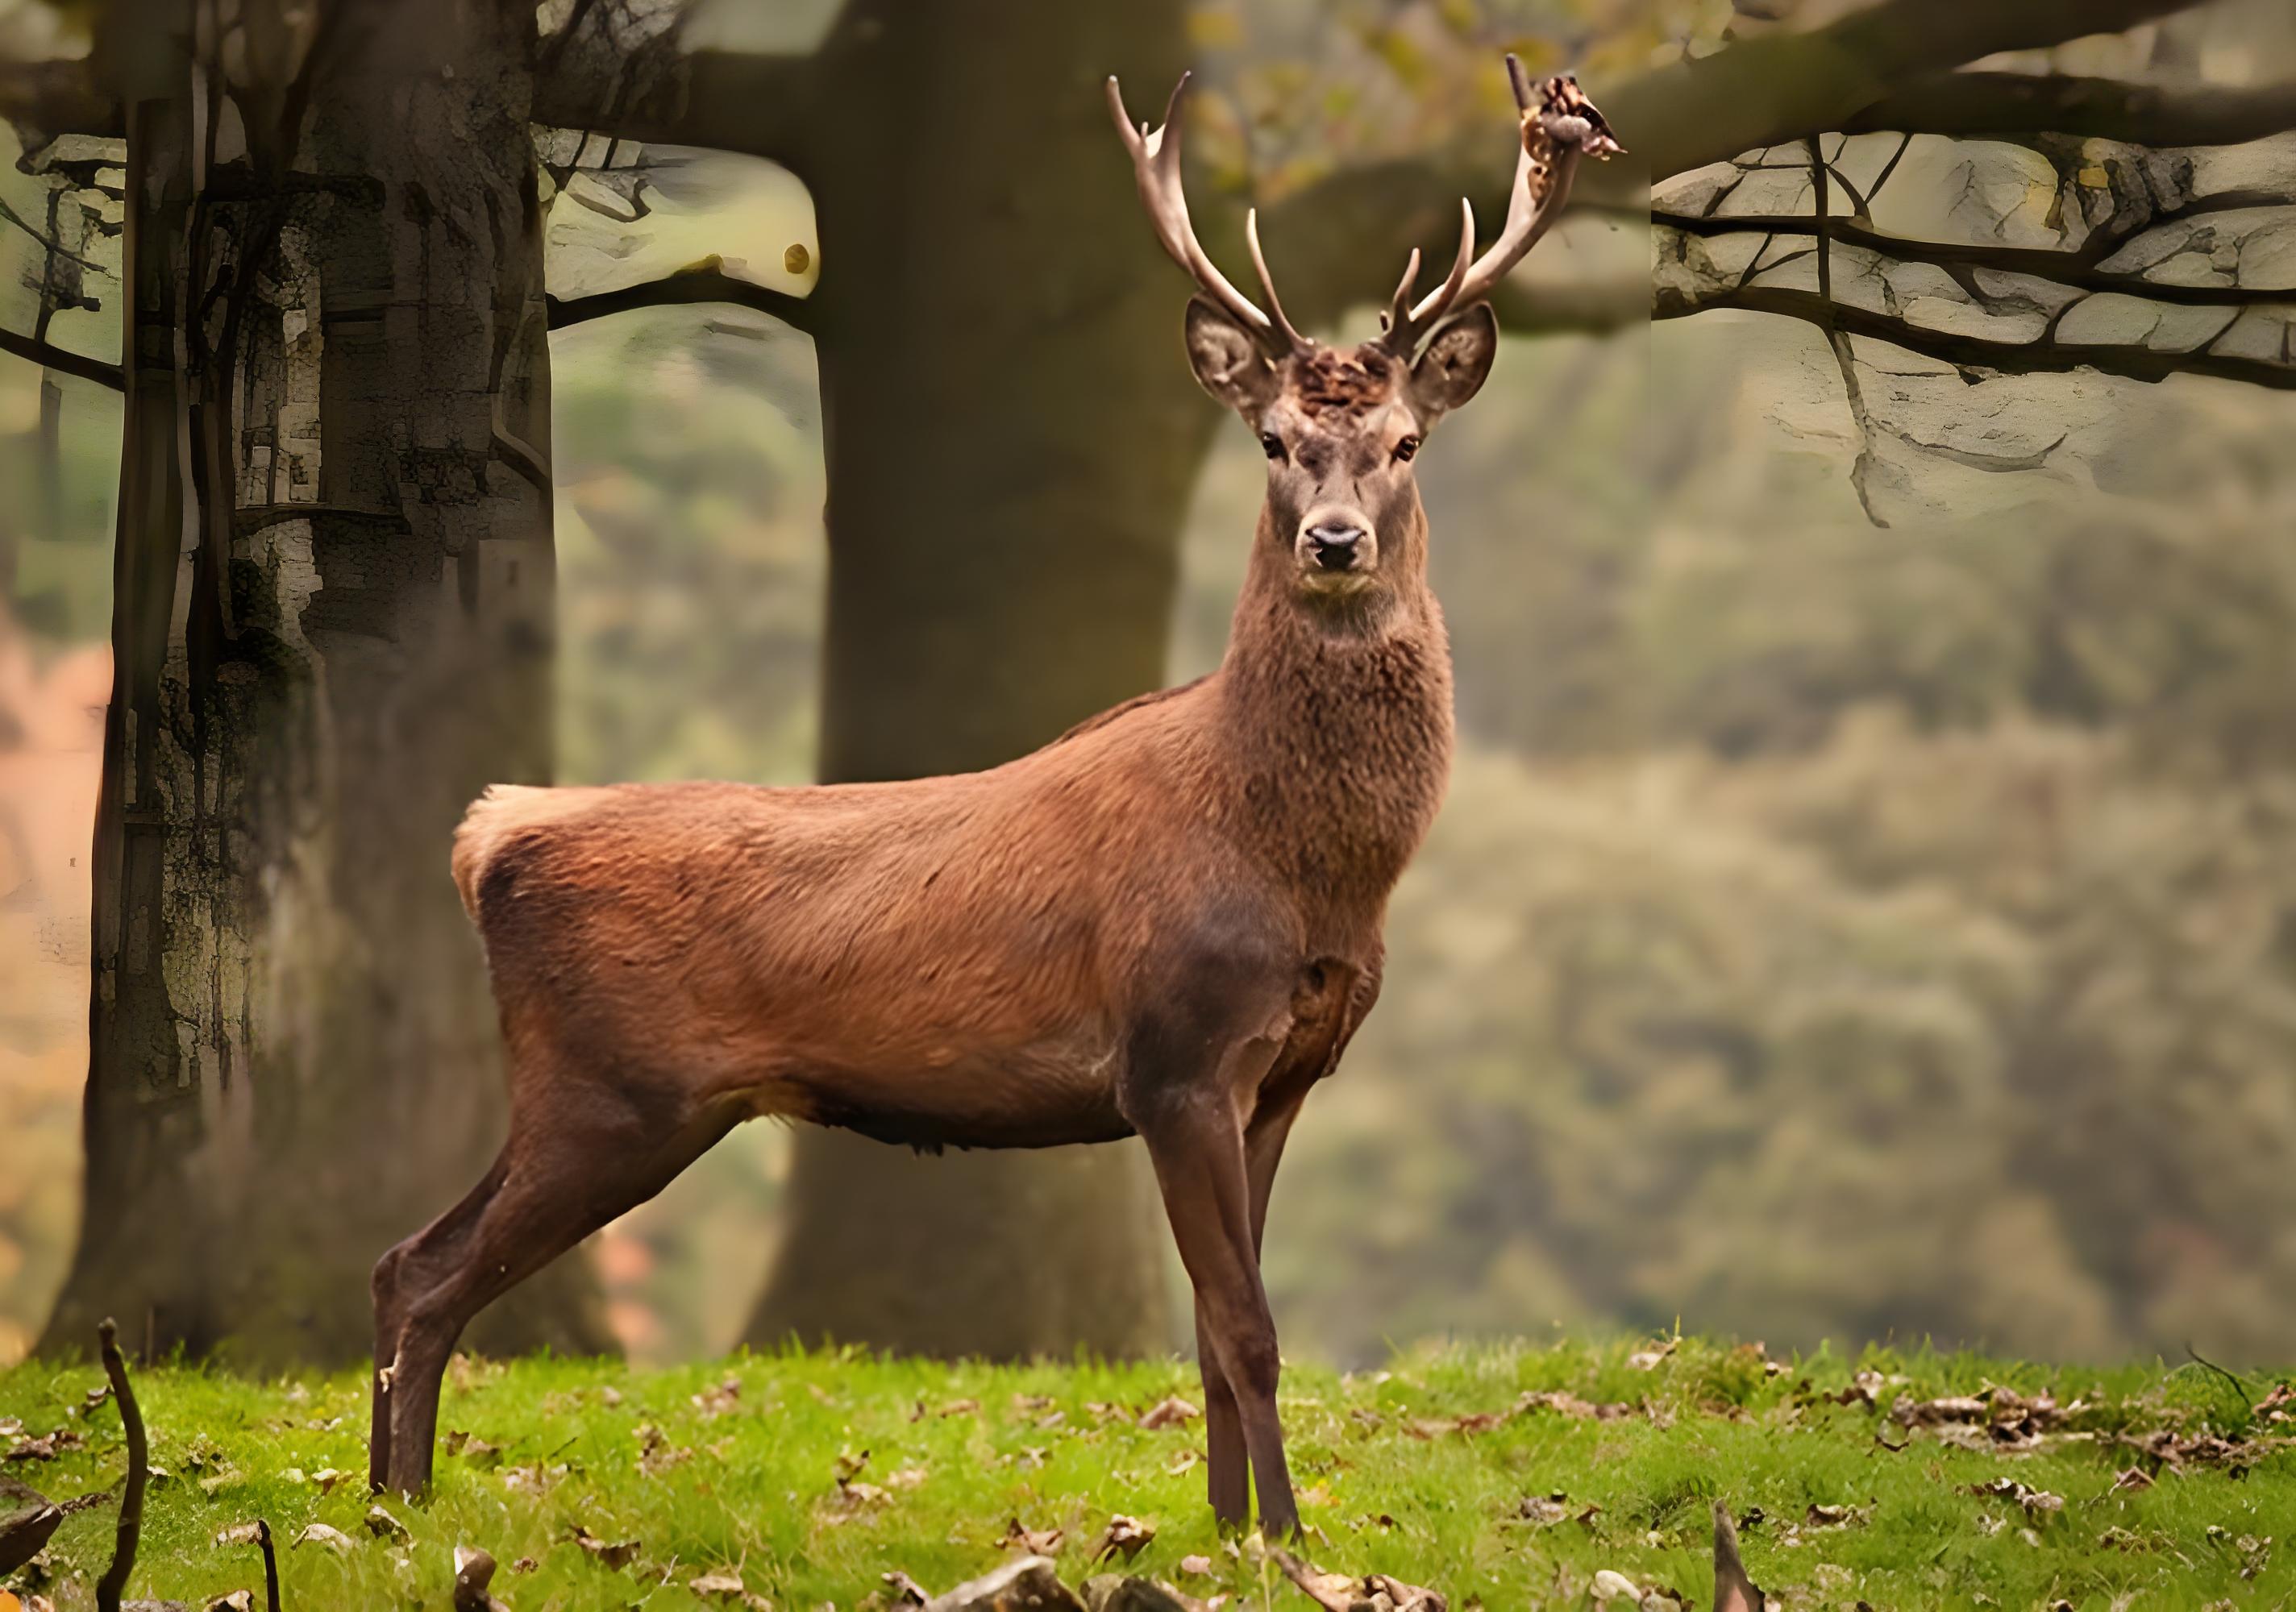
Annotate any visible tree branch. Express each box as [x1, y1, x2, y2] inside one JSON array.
[[1654, 204, 2290, 307], [0, 56, 122, 142], [533, 39, 818, 177], [545, 255, 817, 334], [1595, 0, 2211, 186], [1845, 70, 2296, 147], [1655, 276, 2294, 391], [0, 326, 124, 390]]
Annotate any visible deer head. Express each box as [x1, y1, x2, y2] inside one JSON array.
[[1108, 60, 1620, 619]]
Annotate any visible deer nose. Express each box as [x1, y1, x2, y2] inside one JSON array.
[[1307, 524, 1366, 571]]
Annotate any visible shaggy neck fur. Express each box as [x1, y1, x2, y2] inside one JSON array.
[[1210, 503, 1456, 932]]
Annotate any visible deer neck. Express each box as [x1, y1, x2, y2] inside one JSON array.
[[1210, 508, 1455, 923]]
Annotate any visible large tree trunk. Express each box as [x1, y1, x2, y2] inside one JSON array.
[[742, 1, 1218, 1358], [39, 0, 607, 1365]]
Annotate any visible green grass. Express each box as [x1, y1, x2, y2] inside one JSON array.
[[2, 1338, 2290, 1610]]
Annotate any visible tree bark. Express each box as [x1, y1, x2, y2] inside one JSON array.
[[39, 0, 607, 1366], [742, 0, 1216, 1359]]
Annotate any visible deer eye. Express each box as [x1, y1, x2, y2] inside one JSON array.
[[1260, 433, 1285, 462], [1394, 435, 1421, 463]]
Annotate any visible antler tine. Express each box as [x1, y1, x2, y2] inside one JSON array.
[[1245, 209, 1310, 352], [1107, 73, 1304, 354], [1379, 247, 1422, 337], [1379, 197, 1473, 356], [1379, 60, 1623, 356]]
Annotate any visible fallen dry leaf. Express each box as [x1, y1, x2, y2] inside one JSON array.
[[693, 1377, 743, 1419], [569, 1522, 642, 1569], [1965, 1478, 2063, 1520], [294, 1523, 353, 1555], [1004, 1518, 1065, 1556], [1092, 1514, 1155, 1564], [1271, 1548, 1445, 1612], [920, 1554, 1083, 1612], [452, 1435, 504, 1469], [1515, 1390, 1633, 1421], [690, 1568, 774, 1607], [884, 1568, 933, 1605], [636, 1423, 693, 1477], [453, 1545, 509, 1612], [1, 1474, 62, 1575], [364, 1504, 411, 1543], [1138, 1397, 1200, 1431], [3, 1431, 81, 1464], [2110, 1467, 2155, 1494]]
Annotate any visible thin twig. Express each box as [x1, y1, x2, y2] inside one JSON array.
[[2185, 1342, 2254, 1403], [94, 1319, 147, 1612], [259, 1516, 282, 1612]]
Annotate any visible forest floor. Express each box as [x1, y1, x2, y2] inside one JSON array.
[[2, 1336, 2291, 1610]]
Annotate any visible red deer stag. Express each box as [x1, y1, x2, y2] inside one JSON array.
[[367, 58, 1616, 1529]]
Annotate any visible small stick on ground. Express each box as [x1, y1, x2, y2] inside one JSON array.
[[258, 1517, 282, 1612], [94, 1317, 148, 1612]]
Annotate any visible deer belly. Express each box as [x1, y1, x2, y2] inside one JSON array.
[[773, 1031, 1133, 1152]]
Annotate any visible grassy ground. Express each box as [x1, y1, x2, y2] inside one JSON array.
[[2, 1337, 2290, 1610]]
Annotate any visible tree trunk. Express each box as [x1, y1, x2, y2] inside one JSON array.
[[40, 0, 607, 1366], [742, 1, 1218, 1358]]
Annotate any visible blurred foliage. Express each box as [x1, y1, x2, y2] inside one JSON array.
[[1265, 316, 2296, 1367]]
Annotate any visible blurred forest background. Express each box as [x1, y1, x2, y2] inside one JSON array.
[[4, 0, 2296, 1371]]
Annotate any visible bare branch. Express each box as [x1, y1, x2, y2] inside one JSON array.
[[1654, 274, 2295, 392], [1653, 204, 2290, 308], [0, 326, 124, 390], [546, 254, 816, 334], [1845, 71, 2296, 147]]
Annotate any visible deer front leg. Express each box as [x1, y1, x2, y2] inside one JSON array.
[[1135, 1087, 1300, 1539], [1194, 1307, 1250, 1527], [1189, 1091, 1311, 1530]]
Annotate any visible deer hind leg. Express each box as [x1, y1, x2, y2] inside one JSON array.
[[368, 1154, 511, 1491], [370, 1047, 734, 1497]]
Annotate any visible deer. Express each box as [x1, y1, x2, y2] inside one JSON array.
[[366, 57, 1617, 1531]]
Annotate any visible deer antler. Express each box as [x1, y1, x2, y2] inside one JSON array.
[[1108, 73, 1309, 356], [1379, 60, 1623, 357]]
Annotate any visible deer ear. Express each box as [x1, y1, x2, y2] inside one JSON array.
[[1712, 1502, 1766, 1612], [1409, 301, 1499, 420], [1184, 297, 1278, 416]]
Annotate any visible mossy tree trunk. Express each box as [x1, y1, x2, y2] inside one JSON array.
[[742, 0, 1222, 1359], [40, 0, 606, 1365]]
